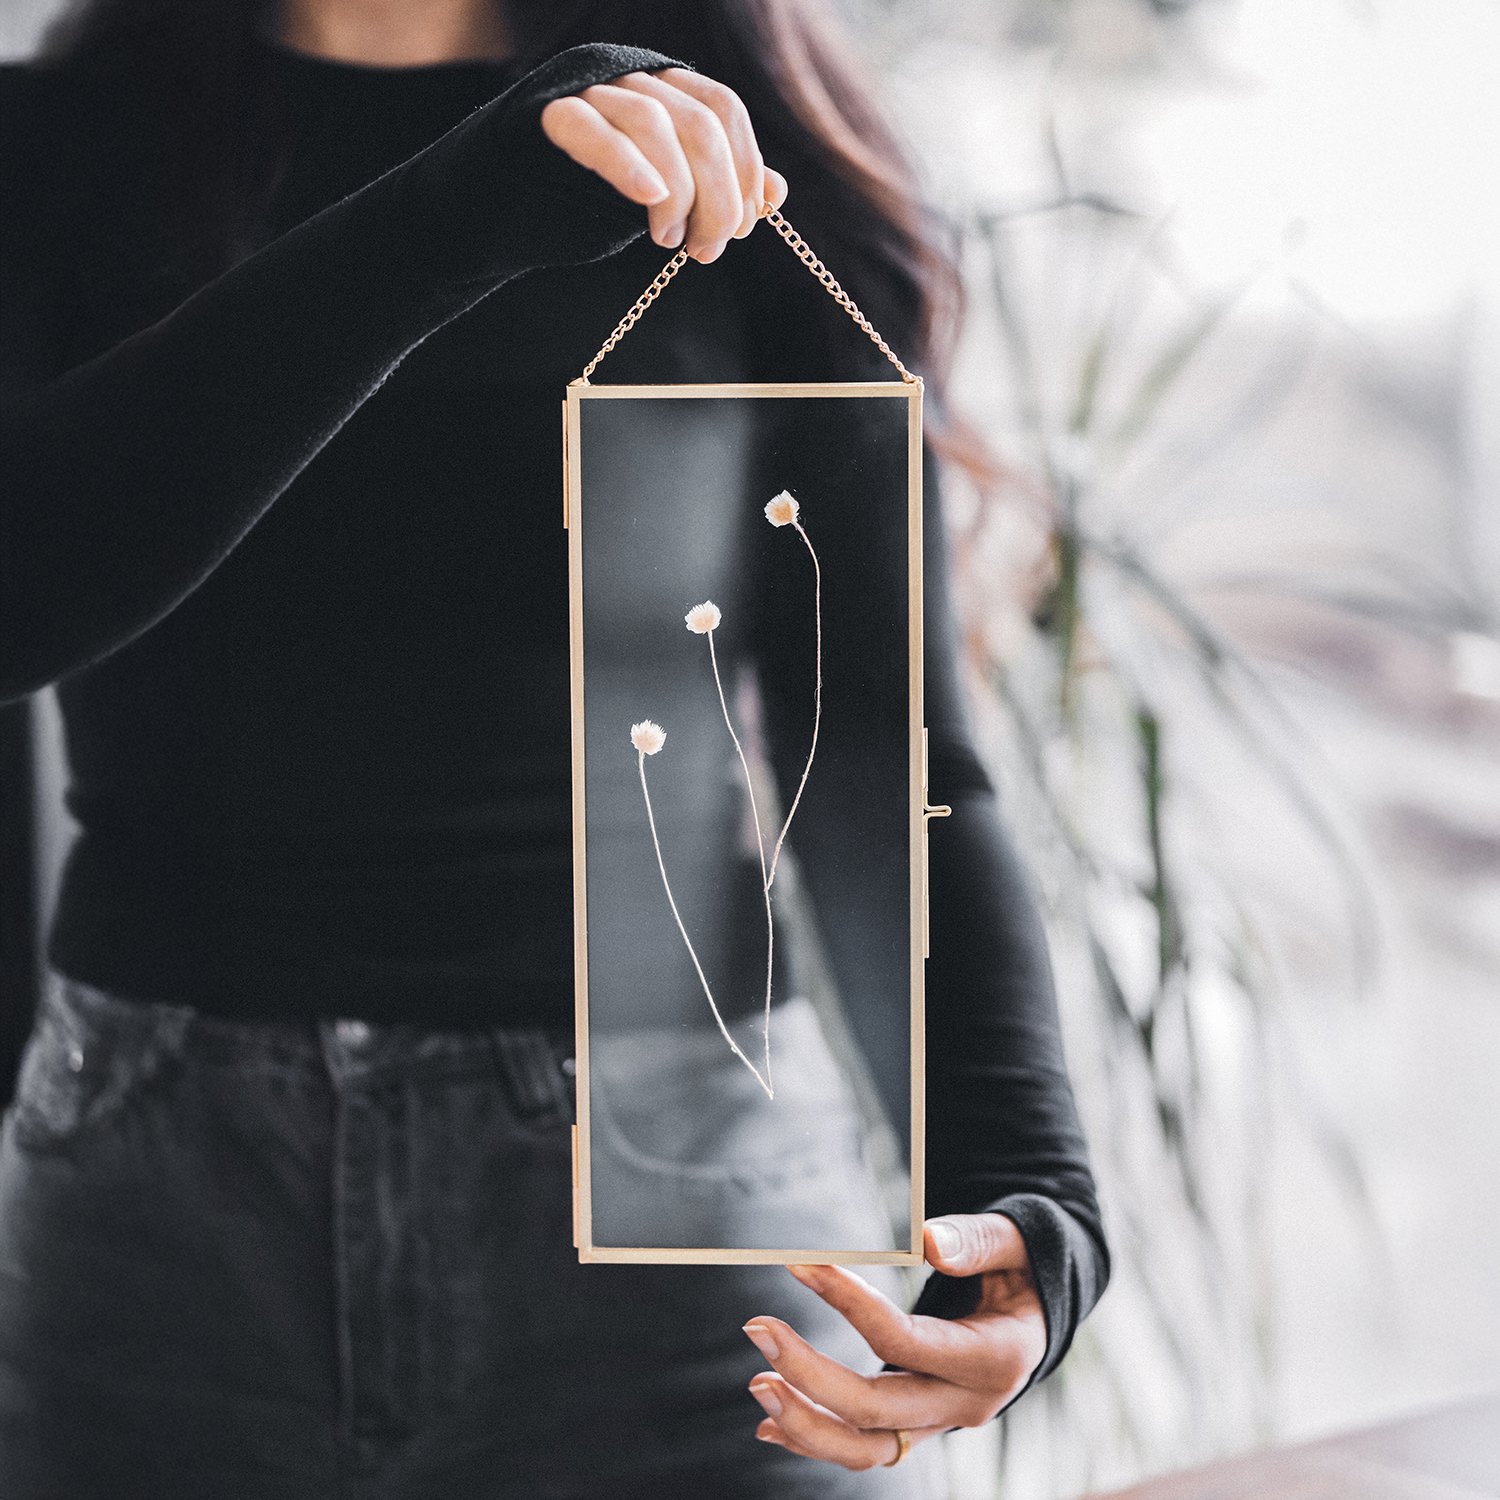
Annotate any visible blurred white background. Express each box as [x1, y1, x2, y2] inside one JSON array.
[[854, 1, 1500, 1494]]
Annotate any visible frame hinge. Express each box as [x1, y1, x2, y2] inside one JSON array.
[[571, 1123, 580, 1249], [561, 398, 570, 530]]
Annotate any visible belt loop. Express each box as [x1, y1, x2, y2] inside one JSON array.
[[488, 1028, 573, 1122], [152, 1002, 192, 1058]]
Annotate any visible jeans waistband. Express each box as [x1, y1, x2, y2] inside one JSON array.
[[40, 969, 577, 1123]]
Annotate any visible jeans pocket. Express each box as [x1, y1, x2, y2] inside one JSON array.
[[9, 975, 183, 1154], [587, 995, 868, 1188]]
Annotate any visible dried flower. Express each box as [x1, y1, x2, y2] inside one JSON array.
[[764, 490, 799, 527], [630, 719, 665, 755], [684, 600, 721, 634], [762, 493, 821, 893], [633, 706, 773, 1099]]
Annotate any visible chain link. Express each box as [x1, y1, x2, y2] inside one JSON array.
[[573, 245, 692, 384], [757, 208, 920, 384], [571, 206, 920, 386]]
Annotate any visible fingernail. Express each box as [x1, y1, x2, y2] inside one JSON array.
[[664, 220, 687, 248], [930, 1221, 962, 1260], [742, 1321, 780, 1360], [735, 194, 757, 237], [638, 169, 671, 204], [749, 1381, 783, 1417], [653, 219, 682, 248], [788, 1263, 825, 1285]]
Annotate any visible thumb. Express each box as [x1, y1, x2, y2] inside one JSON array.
[[924, 1212, 1030, 1276]]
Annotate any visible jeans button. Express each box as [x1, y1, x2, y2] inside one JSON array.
[[334, 1019, 373, 1048]]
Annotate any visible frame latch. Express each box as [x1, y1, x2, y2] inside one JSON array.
[[921, 729, 951, 957]]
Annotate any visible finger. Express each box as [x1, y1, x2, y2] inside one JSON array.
[[752, 1414, 829, 1462], [649, 66, 765, 239], [538, 95, 674, 209], [755, 1413, 952, 1465], [761, 166, 789, 214], [925, 1213, 1033, 1278], [748, 1375, 948, 1472], [572, 82, 695, 249], [785, 1261, 1029, 1392], [608, 70, 744, 262], [742, 1314, 1001, 1431]]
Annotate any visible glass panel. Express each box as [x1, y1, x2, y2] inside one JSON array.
[[570, 386, 918, 1258]]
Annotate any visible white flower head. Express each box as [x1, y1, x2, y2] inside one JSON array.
[[630, 719, 666, 755], [764, 490, 799, 527], [684, 600, 721, 634]]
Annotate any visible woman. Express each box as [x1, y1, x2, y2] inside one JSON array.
[[0, 0, 1111, 1494]]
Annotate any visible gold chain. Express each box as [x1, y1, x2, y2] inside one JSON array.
[[571, 205, 921, 386], [757, 208, 920, 384], [574, 245, 692, 384]]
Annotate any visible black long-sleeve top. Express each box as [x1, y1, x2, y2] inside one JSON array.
[[0, 34, 1108, 1405]]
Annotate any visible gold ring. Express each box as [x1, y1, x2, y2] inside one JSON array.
[[883, 1427, 912, 1466]]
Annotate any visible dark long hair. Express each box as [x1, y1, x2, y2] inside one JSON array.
[[35, 0, 996, 473]]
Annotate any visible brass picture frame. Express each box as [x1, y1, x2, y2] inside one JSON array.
[[563, 377, 945, 1266]]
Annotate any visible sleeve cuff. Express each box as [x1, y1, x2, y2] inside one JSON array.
[[879, 1193, 1110, 1422], [373, 42, 696, 294]]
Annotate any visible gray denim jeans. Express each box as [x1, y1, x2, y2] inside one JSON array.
[[0, 970, 947, 1499]]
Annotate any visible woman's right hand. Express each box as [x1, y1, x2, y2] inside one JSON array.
[[388, 44, 771, 286], [540, 67, 789, 265]]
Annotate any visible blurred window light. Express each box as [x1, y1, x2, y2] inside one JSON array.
[[1449, 629, 1500, 700], [1138, 0, 1500, 321]]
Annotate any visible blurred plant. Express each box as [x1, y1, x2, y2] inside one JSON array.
[[839, 0, 1500, 1490], [940, 192, 1491, 1493]]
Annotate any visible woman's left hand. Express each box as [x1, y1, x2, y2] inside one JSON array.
[[740, 1213, 1047, 1470]]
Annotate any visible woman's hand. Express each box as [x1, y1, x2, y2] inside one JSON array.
[[540, 67, 789, 264], [740, 1213, 1048, 1470]]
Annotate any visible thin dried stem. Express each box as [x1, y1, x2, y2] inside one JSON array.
[[636, 748, 774, 1099], [766, 518, 822, 892], [707, 631, 776, 1094]]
